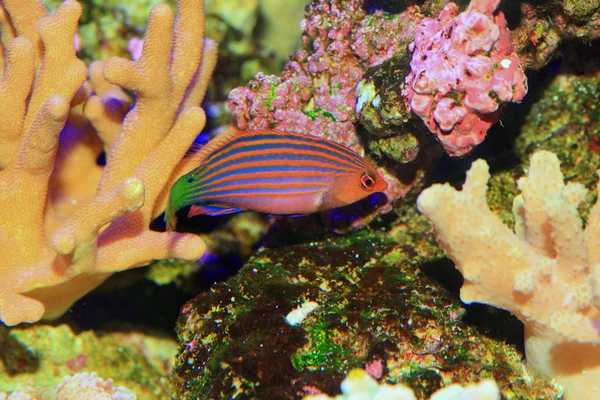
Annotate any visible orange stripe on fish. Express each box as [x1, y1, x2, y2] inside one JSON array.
[[204, 138, 365, 168], [165, 128, 388, 230]]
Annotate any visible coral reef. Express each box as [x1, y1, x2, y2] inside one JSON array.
[[356, 0, 600, 150], [56, 372, 136, 399], [516, 64, 600, 192], [1, 0, 599, 398], [203, 0, 306, 95], [228, 0, 598, 174], [1, 372, 136, 399], [0, 0, 215, 326], [417, 151, 600, 399], [0, 323, 177, 397], [511, 1, 600, 69], [402, 0, 528, 157], [228, 0, 431, 210], [172, 215, 560, 399], [461, 44, 600, 229], [303, 369, 499, 400], [43, 0, 302, 107]]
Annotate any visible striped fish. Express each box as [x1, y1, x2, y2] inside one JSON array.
[[165, 128, 388, 230]]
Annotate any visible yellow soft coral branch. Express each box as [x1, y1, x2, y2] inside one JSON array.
[[0, 37, 34, 167], [0, 0, 46, 62], [99, 0, 208, 191], [0, 0, 214, 326], [417, 151, 600, 399], [84, 61, 131, 149]]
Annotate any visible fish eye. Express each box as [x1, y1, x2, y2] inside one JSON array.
[[360, 172, 375, 190], [186, 177, 194, 183]]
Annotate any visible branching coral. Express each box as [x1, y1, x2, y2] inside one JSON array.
[[0, 0, 216, 326], [303, 369, 500, 400], [417, 151, 600, 399]]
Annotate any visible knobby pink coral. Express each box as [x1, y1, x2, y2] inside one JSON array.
[[403, 0, 528, 157]]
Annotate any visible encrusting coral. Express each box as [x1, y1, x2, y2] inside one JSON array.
[[0, 372, 136, 399], [417, 151, 600, 399], [402, 0, 528, 157], [0, 0, 216, 326]]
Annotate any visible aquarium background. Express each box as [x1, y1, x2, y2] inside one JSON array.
[[1, 0, 599, 398]]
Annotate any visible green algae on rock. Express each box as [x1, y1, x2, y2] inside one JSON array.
[[355, 54, 413, 138], [516, 70, 600, 221], [172, 210, 560, 399], [368, 134, 421, 164], [355, 54, 436, 165], [0, 323, 177, 398]]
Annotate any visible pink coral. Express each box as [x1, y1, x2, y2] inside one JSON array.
[[403, 0, 528, 157], [229, 1, 365, 153], [228, 0, 425, 211], [365, 358, 384, 379]]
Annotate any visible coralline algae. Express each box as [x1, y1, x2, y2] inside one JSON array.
[[403, 0, 528, 157]]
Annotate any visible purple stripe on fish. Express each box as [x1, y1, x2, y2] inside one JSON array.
[[201, 133, 367, 168], [165, 128, 388, 230]]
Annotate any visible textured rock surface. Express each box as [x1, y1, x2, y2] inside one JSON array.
[[172, 211, 561, 399]]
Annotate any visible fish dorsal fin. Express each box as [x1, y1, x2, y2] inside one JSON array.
[[184, 126, 250, 168], [188, 204, 243, 217], [184, 141, 204, 157]]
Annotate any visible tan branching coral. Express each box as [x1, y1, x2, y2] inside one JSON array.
[[0, 0, 216, 326], [417, 151, 600, 399]]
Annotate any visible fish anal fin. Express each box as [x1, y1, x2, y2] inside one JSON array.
[[270, 213, 306, 219], [188, 204, 243, 217]]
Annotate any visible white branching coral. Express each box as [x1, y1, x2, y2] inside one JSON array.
[[416, 151, 600, 399], [303, 369, 499, 400], [56, 372, 136, 400]]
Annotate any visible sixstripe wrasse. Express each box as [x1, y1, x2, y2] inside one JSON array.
[[165, 128, 388, 231]]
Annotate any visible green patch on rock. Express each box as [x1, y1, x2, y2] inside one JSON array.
[[0, 323, 177, 398], [516, 73, 600, 221], [292, 321, 352, 372], [172, 204, 559, 399]]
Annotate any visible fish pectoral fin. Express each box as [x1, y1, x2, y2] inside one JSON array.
[[314, 188, 337, 212], [188, 204, 243, 217]]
